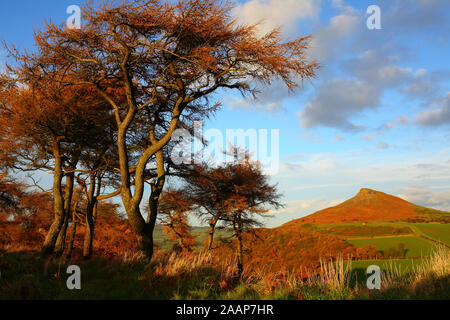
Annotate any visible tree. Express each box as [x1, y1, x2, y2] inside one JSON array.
[[65, 185, 85, 259], [183, 153, 283, 277], [8, 0, 318, 259], [73, 118, 121, 259], [0, 67, 118, 257], [158, 190, 196, 252], [181, 163, 233, 250]]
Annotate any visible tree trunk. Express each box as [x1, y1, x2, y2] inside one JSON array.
[[82, 201, 98, 259], [83, 203, 95, 259], [207, 215, 220, 250], [41, 140, 66, 258], [117, 128, 153, 259], [115, 101, 182, 261], [135, 222, 154, 259], [83, 173, 98, 259], [41, 214, 64, 258], [55, 172, 75, 257], [144, 150, 166, 259], [54, 211, 69, 257], [236, 234, 244, 278], [234, 213, 244, 278], [66, 209, 78, 260]]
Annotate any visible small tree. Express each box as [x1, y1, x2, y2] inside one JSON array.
[[158, 190, 196, 252], [182, 163, 235, 250], [184, 155, 283, 277]]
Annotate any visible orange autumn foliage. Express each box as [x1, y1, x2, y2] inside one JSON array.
[[0, 174, 136, 257], [158, 190, 196, 252], [0, 175, 53, 249], [214, 226, 380, 275]]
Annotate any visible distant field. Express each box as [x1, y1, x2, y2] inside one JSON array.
[[347, 236, 434, 258], [413, 223, 450, 246], [302, 222, 415, 238], [153, 226, 233, 250], [153, 222, 448, 258], [301, 221, 448, 259]]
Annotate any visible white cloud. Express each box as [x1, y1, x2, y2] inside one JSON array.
[[267, 148, 450, 226], [401, 69, 450, 98], [271, 197, 342, 216], [377, 141, 390, 150], [341, 50, 412, 88], [298, 49, 416, 131], [309, 11, 360, 62], [298, 131, 326, 143], [233, 0, 321, 36], [383, 0, 450, 34], [414, 92, 450, 126], [398, 185, 450, 211], [298, 79, 378, 130], [362, 132, 386, 141]]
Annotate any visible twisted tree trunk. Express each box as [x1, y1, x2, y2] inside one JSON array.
[[41, 140, 66, 258], [207, 214, 221, 250], [145, 150, 166, 259], [55, 171, 75, 257], [66, 205, 79, 260]]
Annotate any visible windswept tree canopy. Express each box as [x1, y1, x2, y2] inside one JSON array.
[[1, 0, 318, 259]]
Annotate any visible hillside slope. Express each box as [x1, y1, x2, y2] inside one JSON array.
[[284, 188, 450, 226], [217, 189, 449, 273]]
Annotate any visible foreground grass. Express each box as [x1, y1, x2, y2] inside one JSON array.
[[0, 245, 448, 300]]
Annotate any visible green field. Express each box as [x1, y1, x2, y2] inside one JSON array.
[[302, 221, 415, 238], [347, 236, 434, 258], [153, 221, 449, 255], [345, 258, 423, 287], [413, 223, 450, 246], [347, 259, 421, 273], [302, 221, 449, 259], [153, 226, 233, 250]]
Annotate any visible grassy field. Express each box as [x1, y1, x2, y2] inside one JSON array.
[[347, 236, 434, 258], [345, 258, 423, 288], [347, 259, 421, 274], [301, 221, 449, 259], [303, 221, 415, 238], [413, 224, 450, 246]]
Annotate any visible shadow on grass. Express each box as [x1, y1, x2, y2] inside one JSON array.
[[351, 267, 450, 300], [0, 249, 254, 300], [2, 250, 448, 300]]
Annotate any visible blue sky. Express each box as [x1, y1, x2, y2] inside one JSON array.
[[1, 0, 449, 227]]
